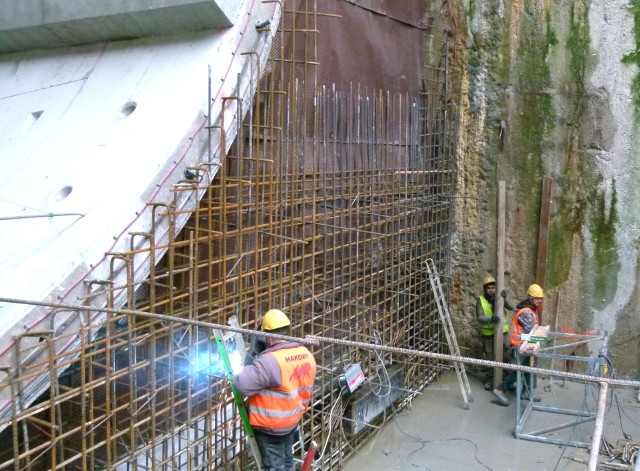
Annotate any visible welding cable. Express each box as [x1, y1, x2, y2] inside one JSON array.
[[587, 353, 616, 383], [368, 330, 392, 399], [390, 409, 493, 471], [337, 403, 388, 459], [338, 338, 417, 461], [592, 388, 640, 465], [595, 355, 640, 433], [613, 389, 640, 430], [586, 355, 618, 428], [331, 330, 392, 461], [336, 365, 390, 458], [613, 390, 630, 440], [552, 381, 591, 471], [316, 387, 346, 462], [369, 350, 392, 398], [338, 333, 394, 457]]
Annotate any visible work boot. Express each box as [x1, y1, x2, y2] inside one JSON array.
[[484, 381, 493, 391], [492, 388, 509, 406], [520, 393, 541, 402]]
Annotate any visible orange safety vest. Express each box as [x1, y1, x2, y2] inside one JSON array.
[[509, 307, 538, 347], [248, 345, 316, 432]]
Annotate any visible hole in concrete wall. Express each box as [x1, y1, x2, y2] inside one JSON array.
[[54, 186, 73, 202], [21, 110, 44, 133], [120, 101, 137, 118]]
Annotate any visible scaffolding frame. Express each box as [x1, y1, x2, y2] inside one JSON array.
[[514, 332, 609, 449]]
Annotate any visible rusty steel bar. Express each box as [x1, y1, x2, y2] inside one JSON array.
[[3, 297, 640, 390], [0, 2, 460, 469]]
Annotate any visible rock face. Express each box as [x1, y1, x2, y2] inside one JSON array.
[[448, 0, 640, 379]]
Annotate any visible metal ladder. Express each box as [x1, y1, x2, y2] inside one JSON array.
[[425, 259, 473, 409]]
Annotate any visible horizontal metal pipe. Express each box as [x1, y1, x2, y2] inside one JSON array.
[[527, 416, 595, 436]]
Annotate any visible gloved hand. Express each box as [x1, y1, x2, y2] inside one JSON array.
[[500, 290, 507, 299], [249, 336, 266, 358], [491, 315, 500, 323], [245, 331, 266, 366]]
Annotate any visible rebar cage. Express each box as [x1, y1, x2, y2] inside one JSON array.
[[0, 1, 457, 469]]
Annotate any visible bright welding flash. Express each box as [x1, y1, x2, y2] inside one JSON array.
[[191, 350, 219, 375], [229, 349, 243, 375]]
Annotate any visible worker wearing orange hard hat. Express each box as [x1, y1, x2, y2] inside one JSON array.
[[476, 276, 514, 390], [234, 309, 316, 471], [492, 284, 544, 406]]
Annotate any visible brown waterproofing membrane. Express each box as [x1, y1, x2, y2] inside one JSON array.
[[316, 0, 426, 94]]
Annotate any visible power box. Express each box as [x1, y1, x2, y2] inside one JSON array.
[[343, 363, 365, 393]]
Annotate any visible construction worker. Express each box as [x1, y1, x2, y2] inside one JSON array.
[[476, 276, 514, 390], [492, 284, 544, 406], [234, 309, 316, 471]]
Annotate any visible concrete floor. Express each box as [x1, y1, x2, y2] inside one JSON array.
[[343, 372, 640, 471]]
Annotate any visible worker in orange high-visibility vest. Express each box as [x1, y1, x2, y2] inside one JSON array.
[[476, 276, 514, 390], [492, 284, 544, 407], [234, 309, 316, 471]]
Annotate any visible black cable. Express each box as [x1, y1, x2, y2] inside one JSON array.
[[392, 408, 493, 471], [553, 381, 590, 471], [613, 388, 640, 431], [554, 354, 639, 469], [591, 355, 638, 437], [405, 440, 432, 471]]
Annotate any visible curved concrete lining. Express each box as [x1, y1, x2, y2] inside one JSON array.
[[0, 0, 280, 421], [0, 0, 242, 54]]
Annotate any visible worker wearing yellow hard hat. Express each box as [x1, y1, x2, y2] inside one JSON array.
[[234, 309, 316, 470], [476, 275, 514, 390], [246, 308, 293, 360], [492, 284, 544, 406], [261, 308, 291, 331], [526, 283, 544, 298]]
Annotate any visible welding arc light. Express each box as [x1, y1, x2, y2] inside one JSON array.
[[190, 343, 244, 377]]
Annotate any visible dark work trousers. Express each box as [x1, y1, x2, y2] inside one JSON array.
[[498, 349, 532, 395], [481, 333, 511, 383], [254, 429, 296, 471]]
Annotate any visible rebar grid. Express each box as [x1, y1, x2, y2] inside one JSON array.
[[3, 298, 640, 471], [0, 2, 456, 470]]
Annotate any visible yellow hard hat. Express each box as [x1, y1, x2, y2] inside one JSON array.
[[261, 309, 291, 331], [527, 284, 544, 298], [482, 276, 496, 286]]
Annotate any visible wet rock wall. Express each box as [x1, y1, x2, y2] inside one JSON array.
[[447, 0, 640, 378]]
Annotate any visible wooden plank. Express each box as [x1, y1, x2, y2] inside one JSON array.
[[494, 181, 506, 386]]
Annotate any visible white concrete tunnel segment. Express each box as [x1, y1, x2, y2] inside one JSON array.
[[0, 0, 242, 54], [0, 0, 281, 427]]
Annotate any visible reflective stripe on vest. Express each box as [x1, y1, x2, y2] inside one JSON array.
[[509, 307, 538, 346], [248, 345, 316, 432], [480, 296, 508, 336]]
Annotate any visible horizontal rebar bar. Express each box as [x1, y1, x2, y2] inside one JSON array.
[[1, 297, 638, 389]]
